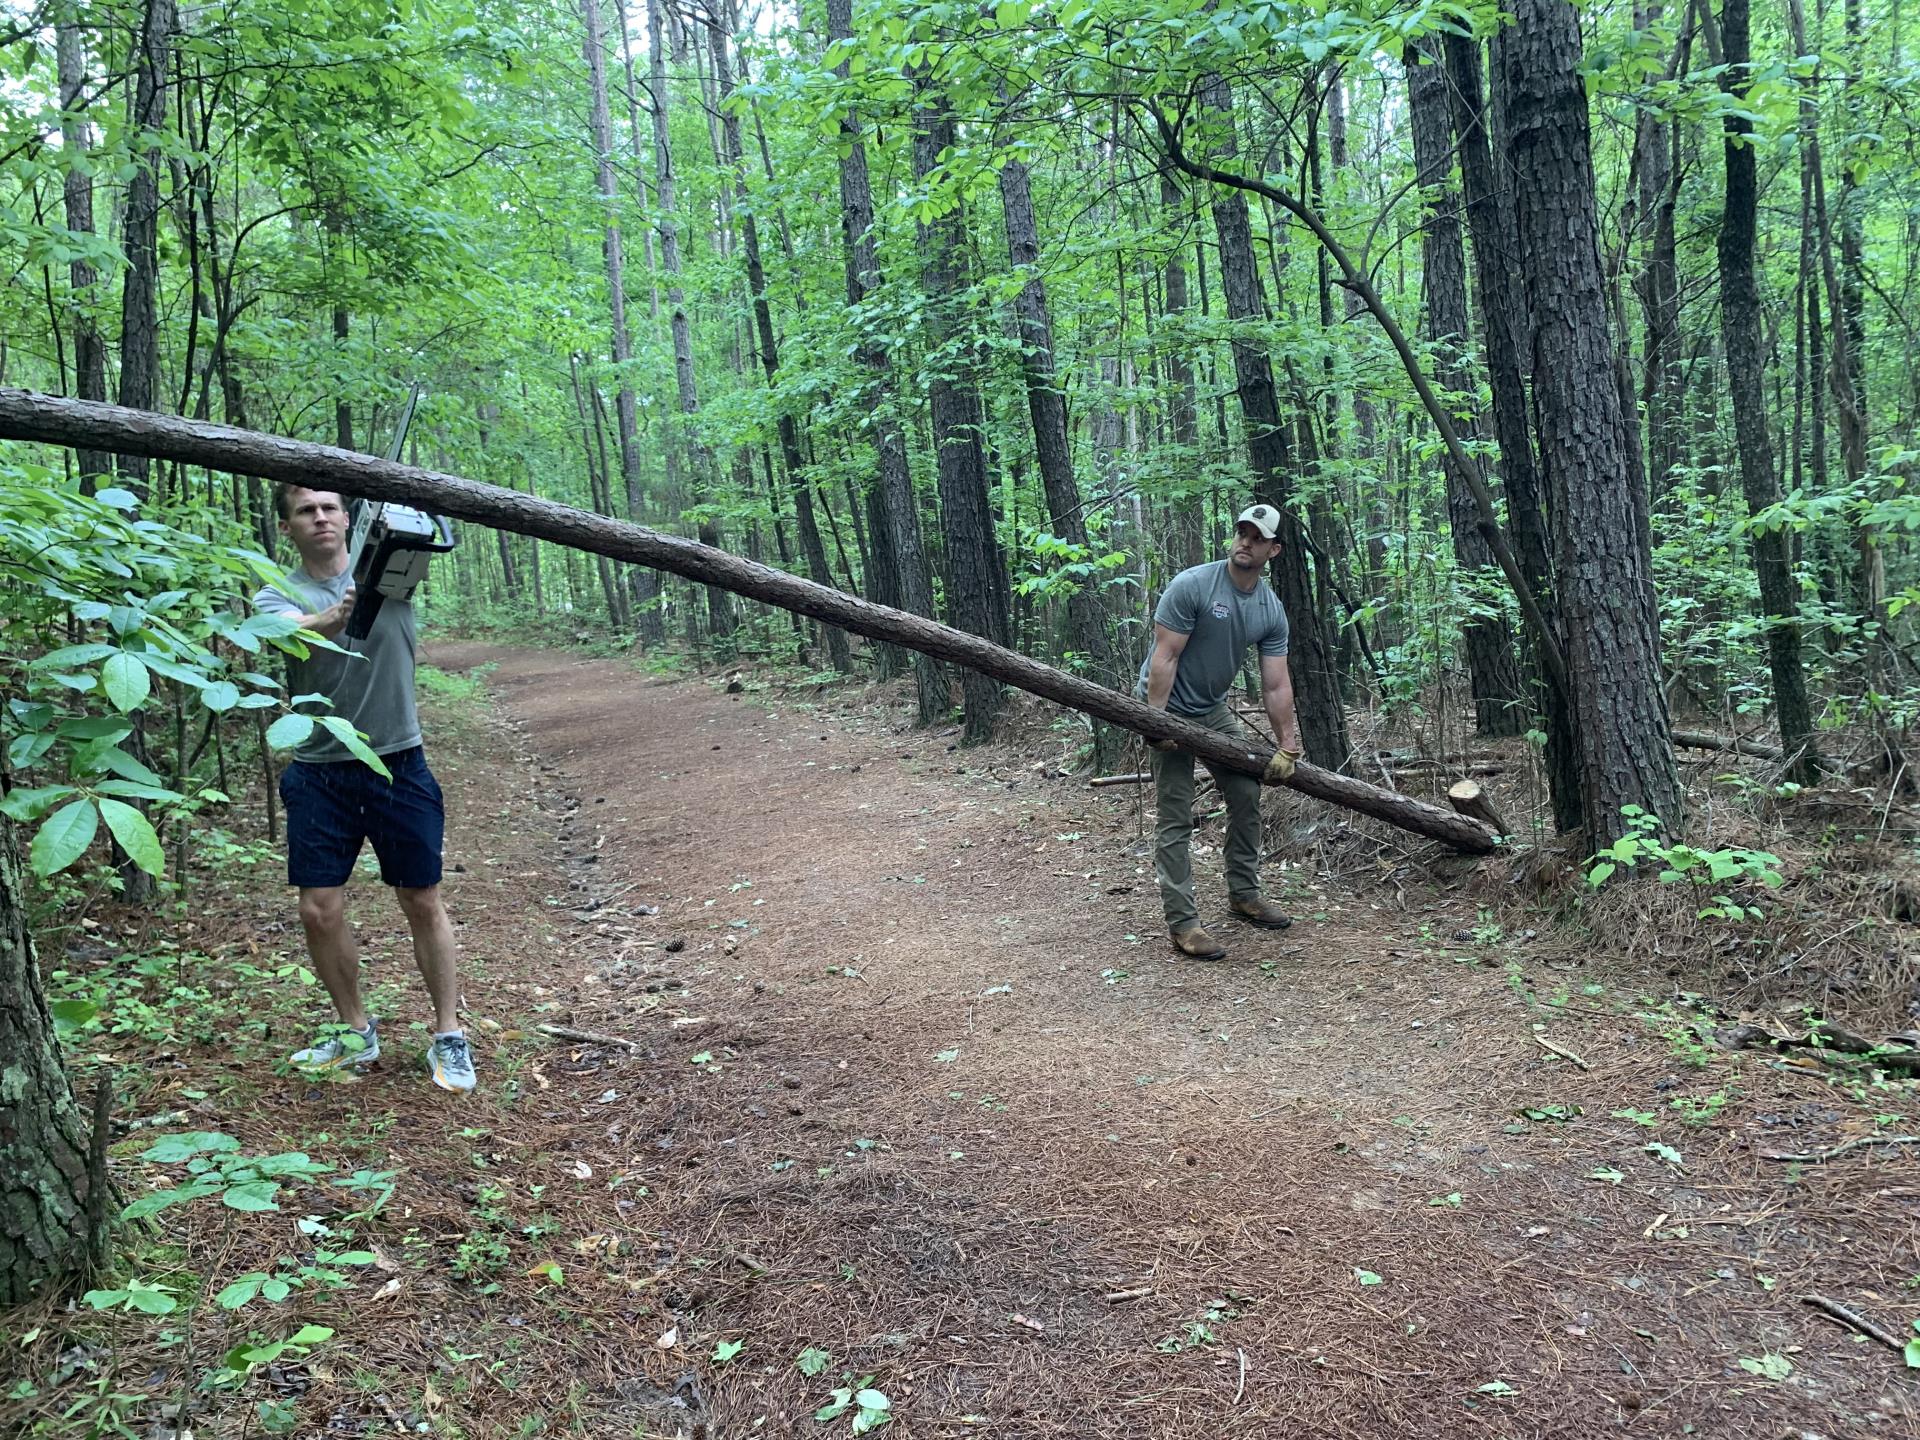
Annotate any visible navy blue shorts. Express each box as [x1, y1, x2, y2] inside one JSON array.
[[280, 746, 445, 890]]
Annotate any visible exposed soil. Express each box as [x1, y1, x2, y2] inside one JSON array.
[[14, 643, 1918, 1439]]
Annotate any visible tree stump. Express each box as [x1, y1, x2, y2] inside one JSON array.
[[1447, 779, 1510, 839]]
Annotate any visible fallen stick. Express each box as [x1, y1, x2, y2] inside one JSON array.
[[0, 389, 1500, 856], [1103, 1284, 1153, 1303], [1802, 1293, 1911, 1354], [1533, 1035, 1591, 1070], [1757, 1134, 1920, 1163], [1720, 1019, 1920, 1076], [537, 1023, 645, 1051], [1671, 729, 1785, 761], [1090, 772, 1152, 787]]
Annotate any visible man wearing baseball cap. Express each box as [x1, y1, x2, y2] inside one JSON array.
[[1135, 503, 1304, 960]]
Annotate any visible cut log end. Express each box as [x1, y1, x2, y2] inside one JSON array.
[[1447, 779, 1511, 839]]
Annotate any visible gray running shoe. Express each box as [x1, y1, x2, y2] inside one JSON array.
[[428, 1031, 477, 1093], [291, 1019, 380, 1070]]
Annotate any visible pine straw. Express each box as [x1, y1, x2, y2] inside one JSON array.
[[11, 669, 1920, 1439]]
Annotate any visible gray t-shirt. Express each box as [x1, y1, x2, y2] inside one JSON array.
[[1136, 560, 1290, 716], [253, 565, 421, 763]]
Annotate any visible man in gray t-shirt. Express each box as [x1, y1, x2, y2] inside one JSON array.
[[1137, 504, 1305, 960], [252, 484, 476, 1092]]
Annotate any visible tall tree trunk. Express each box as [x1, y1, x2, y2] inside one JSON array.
[[570, 353, 630, 627], [1714, 0, 1816, 783], [1157, 172, 1206, 574], [115, 0, 175, 498], [998, 148, 1119, 715], [581, 0, 644, 519], [826, 0, 942, 720], [1634, 6, 1687, 502], [1502, 0, 1681, 844], [1405, 40, 1526, 737], [645, 0, 732, 645], [56, 18, 110, 489], [1447, 28, 1582, 831], [1199, 75, 1352, 770], [709, 8, 849, 672], [912, 72, 1010, 741], [1, 815, 101, 1303]]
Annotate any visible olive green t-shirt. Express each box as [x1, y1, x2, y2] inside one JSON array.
[[1136, 560, 1290, 716], [252, 565, 422, 763]]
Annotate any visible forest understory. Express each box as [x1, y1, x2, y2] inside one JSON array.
[[6, 644, 1917, 1440]]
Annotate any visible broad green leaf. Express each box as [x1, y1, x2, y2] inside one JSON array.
[[141, 1131, 240, 1163], [222, 1180, 282, 1212], [97, 797, 164, 877], [101, 652, 151, 713], [30, 798, 98, 875], [0, 784, 78, 822], [288, 1325, 334, 1346], [88, 745, 168, 786], [49, 998, 97, 1028], [201, 680, 241, 712], [265, 714, 315, 750], [216, 1275, 267, 1310], [31, 643, 117, 669], [316, 716, 392, 777], [94, 779, 185, 804]]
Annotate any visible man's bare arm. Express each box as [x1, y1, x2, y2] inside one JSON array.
[[1259, 653, 1303, 754]]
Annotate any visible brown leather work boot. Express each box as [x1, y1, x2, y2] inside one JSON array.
[[1230, 897, 1294, 930], [1170, 924, 1227, 960]]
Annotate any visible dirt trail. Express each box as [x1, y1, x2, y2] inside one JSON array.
[[431, 642, 1914, 1439]]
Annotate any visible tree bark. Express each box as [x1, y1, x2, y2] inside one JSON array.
[[1196, 74, 1353, 771], [0, 388, 1500, 855], [56, 18, 110, 489], [1405, 39, 1526, 737], [580, 0, 644, 519], [645, 0, 732, 644], [826, 0, 942, 721], [912, 72, 1011, 742], [1501, 0, 1682, 845], [1444, 28, 1582, 832], [708, 10, 849, 672], [0, 813, 99, 1303], [1719, 0, 1818, 784], [115, 0, 176, 499], [998, 148, 1120, 724]]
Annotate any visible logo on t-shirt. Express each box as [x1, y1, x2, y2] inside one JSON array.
[[1210, 601, 1230, 619]]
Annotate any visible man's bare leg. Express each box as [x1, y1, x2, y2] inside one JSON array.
[[394, 884, 461, 1033], [297, 885, 369, 1030]]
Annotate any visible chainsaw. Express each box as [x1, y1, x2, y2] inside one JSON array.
[[342, 383, 455, 642]]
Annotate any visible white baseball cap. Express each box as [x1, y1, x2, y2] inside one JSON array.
[[1235, 503, 1282, 539]]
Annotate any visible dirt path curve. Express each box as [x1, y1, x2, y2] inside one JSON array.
[[433, 642, 1907, 1439]]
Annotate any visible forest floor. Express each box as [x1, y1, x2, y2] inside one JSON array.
[[12, 641, 1920, 1440]]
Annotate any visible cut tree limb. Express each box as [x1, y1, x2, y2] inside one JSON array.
[[1447, 780, 1511, 838], [0, 389, 1500, 853], [1672, 729, 1785, 761]]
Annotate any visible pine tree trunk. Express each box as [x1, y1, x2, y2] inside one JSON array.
[[912, 73, 1010, 742], [580, 0, 644, 519], [1447, 29, 1583, 832], [1720, 0, 1818, 784], [56, 19, 110, 489], [1, 814, 99, 1304], [1405, 40, 1525, 737], [1157, 173, 1206, 575], [645, 0, 733, 646], [826, 0, 941, 721], [1199, 75, 1352, 771], [709, 10, 850, 672], [998, 150, 1120, 722], [1501, 0, 1681, 845], [115, 0, 174, 500]]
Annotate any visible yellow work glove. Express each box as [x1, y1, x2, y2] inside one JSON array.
[[1263, 748, 1302, 784]]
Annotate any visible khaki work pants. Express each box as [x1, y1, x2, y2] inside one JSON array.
[[1149, 701, 1266, 930]]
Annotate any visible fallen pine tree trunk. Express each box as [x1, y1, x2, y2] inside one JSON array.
[[0, 389, 1499, 854]]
